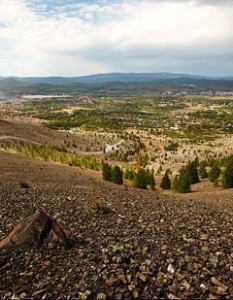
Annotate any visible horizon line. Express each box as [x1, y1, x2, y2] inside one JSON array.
[[1, 72, 233, 79]]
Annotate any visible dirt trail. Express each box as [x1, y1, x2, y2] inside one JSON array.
[[0, 136, 41, 145]]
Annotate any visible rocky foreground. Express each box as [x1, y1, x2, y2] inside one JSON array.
[[1, 152, 233, 299]]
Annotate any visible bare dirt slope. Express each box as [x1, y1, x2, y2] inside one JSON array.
[[0, 119, 79, 147], [161, 179, 233, 209], [1, 150, 233, 299]]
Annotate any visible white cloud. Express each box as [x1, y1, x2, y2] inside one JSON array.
[[0, 0, 232, 76]]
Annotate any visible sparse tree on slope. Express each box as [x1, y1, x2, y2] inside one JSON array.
[[148, 168, 156, 191], [208, 162, 221, 183], [186, 158, 199, 184], [111, 165, 123, 185], [199, 161, 208, 179], [102, 162, 112, 182], [160, 170, 171, 190], [134, 168, 148, 189], [222, 162, 233, 189], [172, 166, 191, 193]]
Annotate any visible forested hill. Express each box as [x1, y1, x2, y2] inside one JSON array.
[[0, 73, 233, 96], [1, 72, 233, 85]]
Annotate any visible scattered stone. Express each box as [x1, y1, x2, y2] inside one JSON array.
[[1, 163, 233, 299], [181, 279, 191, 290], [201, 246, 209, 253], [114, 293, 123, 300], [167, 264, 175, 274], [19, 293, 27, 299], [32, 289, 48, 297], [42, 261, 51, 267], [210, 277, 228, 290], [208, 293, 219, 299], [200, 234, 208, 241], [216, 286, 228, 295], [200, 283, 208, 291], [96, 292, 106, 299], [168, 293, 180, 299], [133, 290, 139, 298], [138, 273, 147, 283]]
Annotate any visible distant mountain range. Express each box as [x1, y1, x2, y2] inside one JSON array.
[[0, 72, 232, 87], [0, 73, 233, 96]]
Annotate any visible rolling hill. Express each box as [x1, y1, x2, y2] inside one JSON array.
[[2, 72, 233, 86], [0, 73, 233, 96]]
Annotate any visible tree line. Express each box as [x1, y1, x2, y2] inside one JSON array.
[[102, 155, 233, 193]]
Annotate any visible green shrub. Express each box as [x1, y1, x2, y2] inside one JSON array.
[[19, 181, 29, 189], [214, 179, 219, 187], [93, 202, 111, 214], [164, 142, 179, 151]]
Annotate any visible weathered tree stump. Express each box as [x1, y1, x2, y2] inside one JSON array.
[[0, 211, 68, 249]]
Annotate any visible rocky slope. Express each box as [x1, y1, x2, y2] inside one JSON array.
[[1, 151, 233, 299]]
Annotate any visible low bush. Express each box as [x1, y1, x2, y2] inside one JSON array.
[[19, 181, 29, 189], [93, 202, 111, 214]]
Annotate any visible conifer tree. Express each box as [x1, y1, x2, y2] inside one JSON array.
[[111, 165, 123, 185], [134, 168, 148, 189], [208, 163, 221, 183], [102, 162, 112, 181], [148, 169, 156, 190], [186, 158, 199, 184], [172, 166, 191, 193], [160, 170, 171, 190], [199, 161, 208, 179], [222, 162, 233, 188]]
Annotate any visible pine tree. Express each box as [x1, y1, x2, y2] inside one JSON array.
[[199, 161, 208, 179], [172, 175, 179, 191], [128, 170, 135, 180], [208, 163, 221, 183], [102, 162, 112, 181], [172, 166, 191, 193], [148, 169, 156, 190], [134, 168, 148, 189], [111, 165, 123, 185], [176, 173, 191, 193], [186, 158, 199, 184], [160, 170, 171, 190], [124, 169, 130, 180], [222, 162, 233, 188]]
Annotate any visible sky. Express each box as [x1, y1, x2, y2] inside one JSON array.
[[0, 0, 232, 77]]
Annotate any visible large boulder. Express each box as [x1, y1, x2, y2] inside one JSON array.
[[0, 211, 68, 249]]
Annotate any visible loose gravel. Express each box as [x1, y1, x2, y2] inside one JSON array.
[[1, 151, 233, 299]]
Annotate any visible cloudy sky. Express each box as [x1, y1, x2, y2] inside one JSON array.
[[0, 0, 232, 77]]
